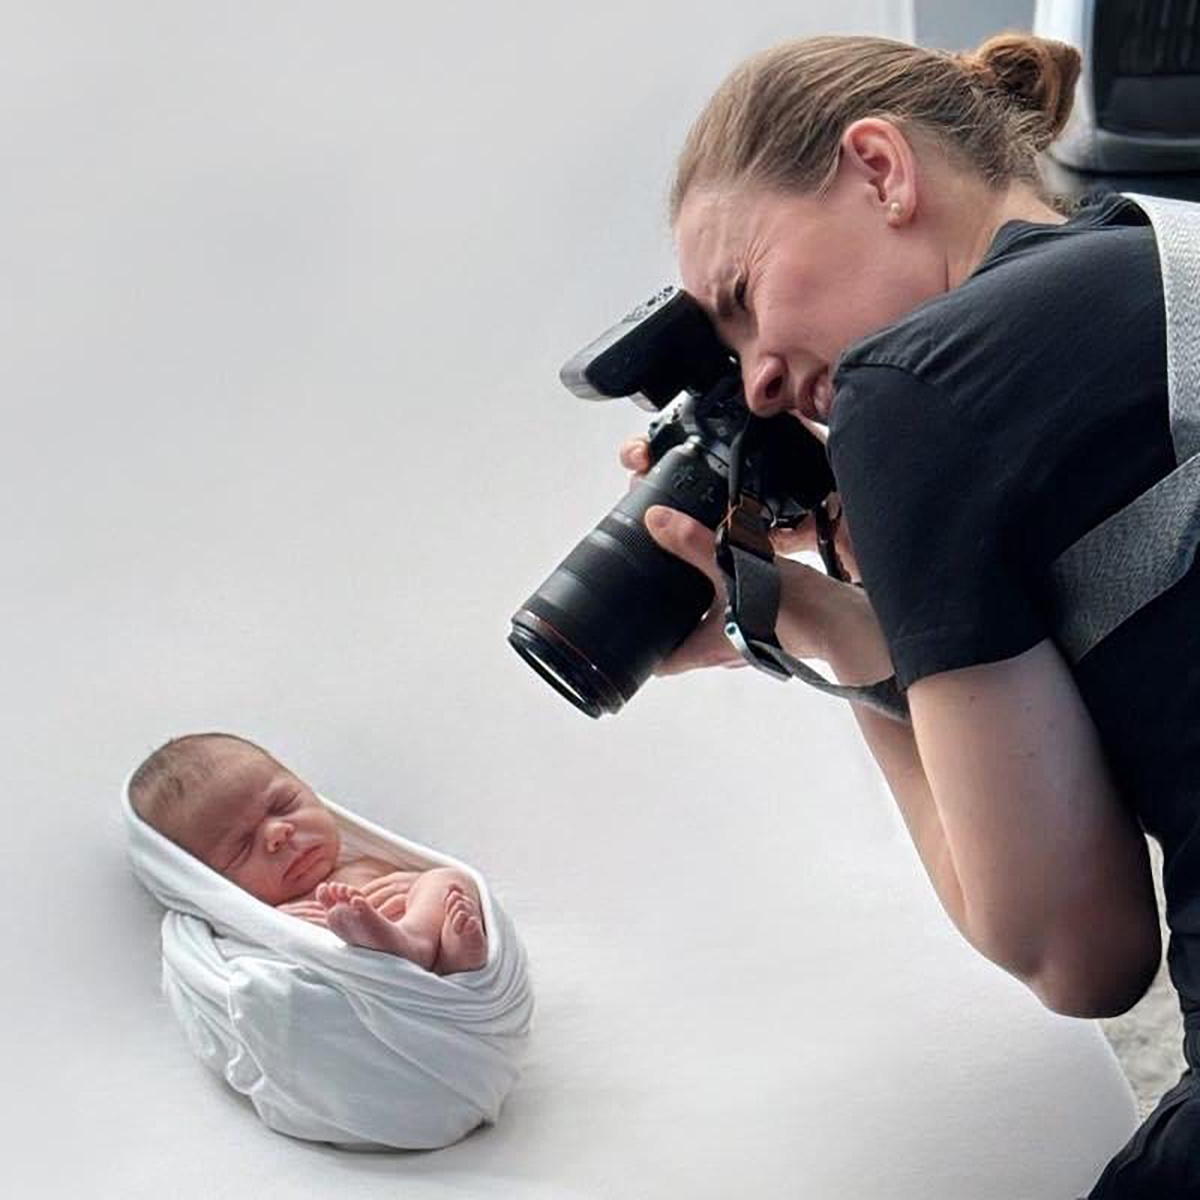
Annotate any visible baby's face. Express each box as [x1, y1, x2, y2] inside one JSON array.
[[178, 747, 341, 904]]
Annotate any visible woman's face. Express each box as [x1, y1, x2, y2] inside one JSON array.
[[674, 163, 946, 426]]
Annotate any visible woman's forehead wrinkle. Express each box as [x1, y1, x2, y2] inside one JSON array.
[[679, 192, 730, 281], [694, 225, 743, 319]]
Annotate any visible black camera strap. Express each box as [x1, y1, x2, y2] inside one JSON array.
[[715, 423, 910, 723]]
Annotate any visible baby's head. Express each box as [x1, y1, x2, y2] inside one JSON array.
[[129, 733, 340, 904]]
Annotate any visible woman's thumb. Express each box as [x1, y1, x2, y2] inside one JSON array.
[[644, 506, 719, 578]]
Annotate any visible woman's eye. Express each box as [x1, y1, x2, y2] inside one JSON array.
[[733, 277, 748, 310]]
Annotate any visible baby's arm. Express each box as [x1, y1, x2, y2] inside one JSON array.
[[277, 899, 329, 928]]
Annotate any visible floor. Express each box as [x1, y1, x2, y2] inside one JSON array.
[[1097, 838, 1186, 1118]]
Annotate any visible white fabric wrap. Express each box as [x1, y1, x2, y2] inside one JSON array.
[[123, 785, 534, 1150]]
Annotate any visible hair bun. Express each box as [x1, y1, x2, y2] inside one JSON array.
[[960, 33, 1081, 150]]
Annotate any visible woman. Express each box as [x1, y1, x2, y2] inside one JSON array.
[[623, 32, 1198, 1197]]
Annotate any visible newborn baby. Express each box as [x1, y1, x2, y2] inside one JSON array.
[[128, 732, 487, 975]]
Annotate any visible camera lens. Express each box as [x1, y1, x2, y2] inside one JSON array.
[[509, 443, 725, 717], [507, 617, 621, 719]]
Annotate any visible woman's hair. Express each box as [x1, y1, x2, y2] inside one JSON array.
[[670, 32, 1081, 220]]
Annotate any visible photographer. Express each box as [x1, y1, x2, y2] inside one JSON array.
[[623, 32, 1198, 1196]]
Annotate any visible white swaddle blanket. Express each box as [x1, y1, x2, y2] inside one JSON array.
[[123, 785, 534, 1150]]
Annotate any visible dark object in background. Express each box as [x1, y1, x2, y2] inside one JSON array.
[[1037, 0, 1200, 199], [508, 288, 834, 718]]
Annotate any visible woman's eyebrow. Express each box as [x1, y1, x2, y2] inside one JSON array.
[[712, 270, 745, 320]]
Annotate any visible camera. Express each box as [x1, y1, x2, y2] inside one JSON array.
[[508, 286, 836, 718]]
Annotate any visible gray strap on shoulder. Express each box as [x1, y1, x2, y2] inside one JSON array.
[[1049, 192, 1200, 663]]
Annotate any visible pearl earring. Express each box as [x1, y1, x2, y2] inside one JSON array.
[[888, 201, 902, 221]]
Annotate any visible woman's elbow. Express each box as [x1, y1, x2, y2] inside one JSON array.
[[1026, 925, 1162, 1019]]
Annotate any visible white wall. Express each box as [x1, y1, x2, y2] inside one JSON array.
[[1, 6, 1136, 1197], [2, 0, 910, 899]]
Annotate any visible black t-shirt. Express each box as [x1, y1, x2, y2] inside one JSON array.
[[827, 193, 1200, 1018]]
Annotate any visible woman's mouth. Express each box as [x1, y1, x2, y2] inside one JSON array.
[[811, 372, 833, 422]]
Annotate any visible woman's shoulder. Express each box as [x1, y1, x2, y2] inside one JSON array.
[[832, 192, 1163, 432]]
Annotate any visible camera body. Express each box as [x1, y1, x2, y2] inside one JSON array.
[[508, 286, 835, 718]]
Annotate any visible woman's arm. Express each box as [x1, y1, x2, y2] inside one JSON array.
[[645, 502, 1161, 1018], [817, 583, 1161, 1018]]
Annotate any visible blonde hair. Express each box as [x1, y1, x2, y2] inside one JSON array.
[[670, 32, 1081, 220]]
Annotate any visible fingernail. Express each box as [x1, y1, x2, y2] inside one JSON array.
[[646, 507, 672, 533]]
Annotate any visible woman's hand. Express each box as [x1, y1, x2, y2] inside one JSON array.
[[619, 436, 861, 578], [619, 436, 891, 681]]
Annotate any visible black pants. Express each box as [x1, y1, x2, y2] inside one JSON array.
[[1086, 1028, 1200, 1197]]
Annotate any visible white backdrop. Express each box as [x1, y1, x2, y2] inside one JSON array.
[[2, 4, 1137, 1198]]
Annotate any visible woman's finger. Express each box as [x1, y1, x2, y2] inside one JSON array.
[[643, 506, 725, 589], [619, 437, 651, 475], [640, 505, 749, 674], [656, 612, 743, 675]]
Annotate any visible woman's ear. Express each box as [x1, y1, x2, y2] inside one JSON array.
[[838, 118, 917, 222]]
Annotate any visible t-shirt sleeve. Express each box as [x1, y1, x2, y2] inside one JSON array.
[[827, 362, 1049, 689]]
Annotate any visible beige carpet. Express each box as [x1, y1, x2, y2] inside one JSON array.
[[1097, 838, 1186, 1118]]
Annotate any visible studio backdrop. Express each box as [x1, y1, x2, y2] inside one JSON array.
[[1, 4, 1137, 1198]]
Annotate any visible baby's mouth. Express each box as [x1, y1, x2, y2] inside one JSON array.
[[284, 843, 324, 882]]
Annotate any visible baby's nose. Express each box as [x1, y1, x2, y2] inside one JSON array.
[[265, 820, 293, 852]]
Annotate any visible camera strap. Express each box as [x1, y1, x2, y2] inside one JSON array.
[[715, 423, 910, 722]]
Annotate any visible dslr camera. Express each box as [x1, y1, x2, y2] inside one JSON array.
[[508, 286, 838, 718]]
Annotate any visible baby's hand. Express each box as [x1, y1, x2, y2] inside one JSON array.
[[277, 899, 329, 928], [359, 871, 418, 921]]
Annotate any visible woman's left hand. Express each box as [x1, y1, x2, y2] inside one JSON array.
[[645, 504, 882, 677], [770, 493, 861, 582]]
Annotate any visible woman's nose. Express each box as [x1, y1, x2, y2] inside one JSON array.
[[744, 354, 788, 416]]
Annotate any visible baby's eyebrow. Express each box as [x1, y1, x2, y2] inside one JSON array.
[[263, 775, 298, 803], [218, 796, 269, 851]]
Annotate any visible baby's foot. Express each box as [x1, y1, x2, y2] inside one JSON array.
[[317, 882, 436, 968], [435, 889, 488, 974]]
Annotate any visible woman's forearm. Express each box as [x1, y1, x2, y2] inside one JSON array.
[[848, 697, 968, 934], [796, 581, 968, 939]]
